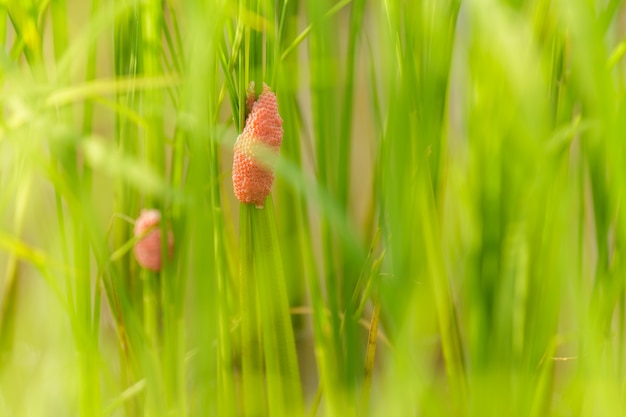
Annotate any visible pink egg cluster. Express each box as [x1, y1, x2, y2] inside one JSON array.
[[232, 82, 283, 209], [133, 209, 174, 272]]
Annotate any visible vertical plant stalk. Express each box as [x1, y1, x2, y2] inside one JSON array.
[[251, 198, 304, 416], [264, 0, 275, 86], [305, 2, 347, 413], [74, 221, 101, 417], [339, 0, 368, 395], [251, 0, 263, 96], [160, 5, 187, 414], [181, 1, 224, 412], [337, 0, 366, 210], [0, 175, 32, 364], [214, 203, 236, 417], [275, 2, 346, 415], [239, 205, 267, 417], [141, 0, 167, 414], [360, 297, 380, 414], [207, 31, 236, 414], [0, 5, 23, 365], [418, 165, 467, 413], [114, 5, 140, 304], [51, 0, 69, 67], [78, 0, 101, 415], [113, 3, 143, 415], [0, 4, 6, 47], [274, 0, 308, 337]]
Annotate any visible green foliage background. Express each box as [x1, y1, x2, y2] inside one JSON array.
[[0, 0, 624, 416]]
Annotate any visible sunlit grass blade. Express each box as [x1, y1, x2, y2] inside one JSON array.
[[251, 198, 304, 416], [239, 204, 267, 417]]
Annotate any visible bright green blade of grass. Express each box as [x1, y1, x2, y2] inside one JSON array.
[[251, 199, 304, 416], [275, 0, 307, 331], [182, 1, 233, 416], [304, 1, 349, 412], [239, 204, 267, 417]]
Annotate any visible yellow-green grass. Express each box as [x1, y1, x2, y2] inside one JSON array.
[[0, 0, 625, 416]]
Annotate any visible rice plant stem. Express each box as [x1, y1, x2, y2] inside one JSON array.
[[141, 0, 167, 414], [207, 49, 236, 415], [252, 198, 304, 416], [337, 0, 365, 210], [252, 0, 263, 95], [239, 204, 267, 417], [418, 165, 467, 412]]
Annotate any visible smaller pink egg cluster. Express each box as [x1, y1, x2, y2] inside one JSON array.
[[133, 209, 174, 272], [232, 82, 283, 209]]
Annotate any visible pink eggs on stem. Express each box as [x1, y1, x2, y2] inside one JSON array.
[[232, 82, 283, 209], [133, 209, 174, 272]]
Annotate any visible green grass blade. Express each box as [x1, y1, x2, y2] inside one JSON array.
[[239, 204, 268, 417], [251, 198, 304, 416]]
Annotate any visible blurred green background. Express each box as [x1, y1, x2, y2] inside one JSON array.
[[0, 0, 625, 416]]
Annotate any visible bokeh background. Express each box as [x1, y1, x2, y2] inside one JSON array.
[[0, 0, 626, 416]]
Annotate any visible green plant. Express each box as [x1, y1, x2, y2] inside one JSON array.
[[1, 0, 626, 416]]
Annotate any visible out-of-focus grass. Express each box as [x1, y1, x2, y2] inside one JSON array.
[[0, 0, 626, 416]]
